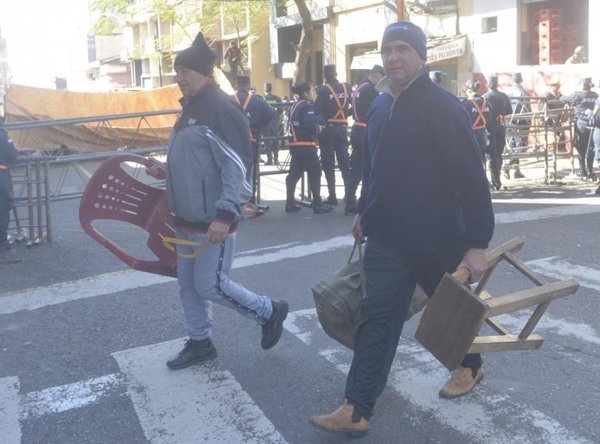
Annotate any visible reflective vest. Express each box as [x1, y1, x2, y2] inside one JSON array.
[[324, 83, 349, 124], [470, 97, 488, 130], [233, 93, 257, 143], [289, 100, 316, 147]]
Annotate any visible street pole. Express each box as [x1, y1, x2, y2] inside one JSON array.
[[397, 0, 404, 20]]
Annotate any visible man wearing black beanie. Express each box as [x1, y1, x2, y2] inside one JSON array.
[[150, 32, 289, 370], [310, 21, 494, 436]]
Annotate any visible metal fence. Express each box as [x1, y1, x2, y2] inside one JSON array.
[[2, 99, 583, 245]]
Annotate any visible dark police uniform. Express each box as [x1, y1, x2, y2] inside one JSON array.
[[561, 89, 599, 178], [347, 79, 379, 214], [0, 121, 19, 245], [314, 79, 352, 204], [461, 94, 493, 162], [285, 98, 330, 213], [233, 89, 277, 201], [263, 88, 283, 165], [484, 87, 513, 190]]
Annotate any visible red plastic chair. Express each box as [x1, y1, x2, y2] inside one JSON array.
[[79, 153, 177, 277]]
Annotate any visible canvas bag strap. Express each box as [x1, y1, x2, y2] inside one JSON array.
[[348, 240, 366, 297]]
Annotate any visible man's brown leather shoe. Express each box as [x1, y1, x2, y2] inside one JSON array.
[[308, 401, 369, 437], [439, 366, 484, 399]]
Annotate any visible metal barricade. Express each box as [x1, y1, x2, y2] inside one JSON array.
[[9, 156, 52, 245], [503, 96, 576, 184]]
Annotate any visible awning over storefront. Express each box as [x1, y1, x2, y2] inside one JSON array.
[[426, 35, 467, 64]]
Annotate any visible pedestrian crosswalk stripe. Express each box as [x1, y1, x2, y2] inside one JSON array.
[[112, 339, 288, 444], [527, 256, 600, 292], [3, 197, 600, 315], [19, 374, 124, 420], [285, 309, 592, 444], [0, 377, 20, 444]]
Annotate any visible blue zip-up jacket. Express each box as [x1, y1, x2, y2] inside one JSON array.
[[357, 71, 494, 252]]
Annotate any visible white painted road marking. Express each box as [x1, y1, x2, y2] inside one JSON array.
[[0, 270, 173, 316], [285, 309, 592, 444], [4, 303, 597, 443], [19, 374, 124, 420], [3, 199, 600, 315], [495, 204, 600, 224], [527, 256, 600, 292], [113, 339, 288, 444], [0, 377, 21, 444]]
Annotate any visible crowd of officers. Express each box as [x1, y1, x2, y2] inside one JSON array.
[[232, 67, 600, 215]]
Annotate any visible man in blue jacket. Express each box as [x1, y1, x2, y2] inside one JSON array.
[[309, 21, 495, 437]]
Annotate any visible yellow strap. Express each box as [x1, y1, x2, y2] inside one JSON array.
[[162, 236, 206, 259]]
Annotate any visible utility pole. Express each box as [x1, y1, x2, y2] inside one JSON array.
[[397, 0, 404, 20]]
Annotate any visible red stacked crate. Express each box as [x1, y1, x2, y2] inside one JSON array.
[[535, 8, 563, 65]]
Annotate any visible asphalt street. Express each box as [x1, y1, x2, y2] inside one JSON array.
[[1, 161, 600, 443]]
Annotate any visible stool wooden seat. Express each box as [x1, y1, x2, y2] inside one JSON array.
[[415, 238, 579, 370]]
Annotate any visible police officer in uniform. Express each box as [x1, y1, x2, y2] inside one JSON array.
[[346, 64, 384, 215], [233, 76, 277, 209], [262, 82, 283, 165], [314, 64, 352, 205], [561, 78, 599, 179], [0, 116, 19, 249], [484, 75, 513, 190], [285, 82, 333, 214], [461, 79, 493, 163]]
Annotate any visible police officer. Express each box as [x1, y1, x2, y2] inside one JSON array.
[[461, 79, 493, 164], [233, 76, 277, 208], [505, 72, 529, 179], [314, 64, 352, 205], [285, 82, 333, 214], [561, 78, 599, 179], [0, 116, 19, 249], [262, 82, 283, 165], [346, 64, 384, 215], [484, 75, 513, 190]]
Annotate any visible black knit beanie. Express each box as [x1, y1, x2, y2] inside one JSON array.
[[174, 32, 216, 76]]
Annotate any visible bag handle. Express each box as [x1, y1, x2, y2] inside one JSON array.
[[348, 241, 366, 297]]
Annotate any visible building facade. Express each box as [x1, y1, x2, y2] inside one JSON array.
[[268, 0, 598, 97]]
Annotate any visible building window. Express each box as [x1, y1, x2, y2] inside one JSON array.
[[481, 17, 497, 33], [519, 0, 588, 65]]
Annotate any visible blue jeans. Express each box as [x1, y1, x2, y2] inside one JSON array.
[[344, 235, 480, 419], [175, 230, 273, 341]]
